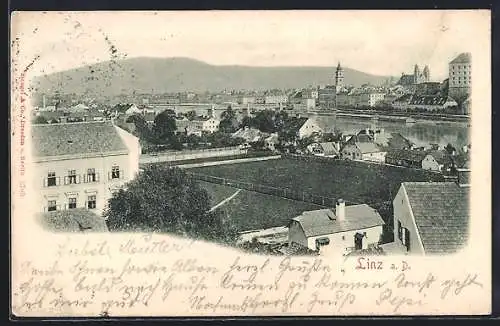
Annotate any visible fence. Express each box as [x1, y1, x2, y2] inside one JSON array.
[[187, 172, 337, 207], [141, 147, 247, 164]]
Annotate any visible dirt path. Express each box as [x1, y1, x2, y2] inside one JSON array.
[[209, 189, 242, 212]]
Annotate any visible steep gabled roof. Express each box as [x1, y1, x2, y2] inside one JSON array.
[[356, 142, 383, 154], [403, 182, 469, 254], [450, 52, 471, 64], [318, 142, 339, 156], [31, 121, 128, 158]]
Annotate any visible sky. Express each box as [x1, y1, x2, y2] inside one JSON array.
[[11, 10, 490, 80]]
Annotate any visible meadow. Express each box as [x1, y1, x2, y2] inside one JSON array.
[[198, 181, 323, 231], [191, 158, 444, 206]]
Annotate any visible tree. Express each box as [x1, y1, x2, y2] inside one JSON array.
[[105, 166, 238, 243], [185, 110, 197, 121], [445, 143, 456, 155], [33, 116, 48, 124], [251, 110, 275, 133], [153, 111, 177, 144], [240, 116, 252, 129], [219, 107, 237, 133], [126, 114, 155, 141]]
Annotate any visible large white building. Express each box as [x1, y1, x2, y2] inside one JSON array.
[[31, 121, 141, 215], [449, 52, 472, 90]]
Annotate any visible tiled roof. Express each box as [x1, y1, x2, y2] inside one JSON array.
[[375, 132, 413, 149], [285, 117, 309, 132], [394, 94, 413, 103], [409, 95, 448, 106], [403, 182, 469, 254], [426, 150, 453, 165], [386, 149, 427, 162], [292, 204, 384, 238], [450, 52, 471, 64], [31, 121, 128, 158], [318, 142, 339, 156], [356, 142, 383, 154], [232, 127, 266, 142]]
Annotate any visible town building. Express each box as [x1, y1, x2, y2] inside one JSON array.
[[422, 150, 454, 172], [306, 142, 340, 158], [341, 142, 387, 162], [353, 92, 386, 107], [296, 116, 337, 139], [335, 91, 355, 107], [176, 116, 220, 136], [385, 149, 428, 168], [448, 52, 472, 114], [265, 95, 288, 105], [414, 82, 442, 96], [264, 133, 279, 152], [448, 52, 472, 91], [392, 171, 470, 255], [232, 126, 267, 143], [318, 86, 337, 109], [373, 132, 414, 151], [288, 199, 385, 254], [31, 121, 141, 215], [288, 90, 316, 109]]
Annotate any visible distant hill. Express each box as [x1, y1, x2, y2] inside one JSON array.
[[31, 57, 393, 96]]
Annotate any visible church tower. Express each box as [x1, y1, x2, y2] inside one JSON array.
[[423, 65, 430, 82], [413, 64, 420, 84], [335, 62, 344, 93]]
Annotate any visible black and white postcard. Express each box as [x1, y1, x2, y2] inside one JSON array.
[[10, 10, 491, 316]]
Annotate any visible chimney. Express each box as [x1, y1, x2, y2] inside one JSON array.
[[59, 116, 67, 123], [42, 94, 46, 109], [83, 115, 88, 122], [456, 168, 470, 187], [336, 199, 345, 221]]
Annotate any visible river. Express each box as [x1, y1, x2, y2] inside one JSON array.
[[173, 106, 471, 149], [333, 116, 471, 149]]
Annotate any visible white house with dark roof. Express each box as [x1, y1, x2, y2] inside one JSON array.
[[288, 199, 385, 254], [31, 121, 140, 216], [341, 142, 387, 163], [391, 169, 470, 255], [176, 116, 220, 136]]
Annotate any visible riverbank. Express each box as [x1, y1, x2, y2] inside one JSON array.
[[311, 109, 470, 124]]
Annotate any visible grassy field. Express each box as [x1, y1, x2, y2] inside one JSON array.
[[191, 158, 444, 206], [198, 181, 323, 231]]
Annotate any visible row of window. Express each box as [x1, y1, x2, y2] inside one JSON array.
[[44, 166, 123, 187], [46, 195, 97, 211], [451, 65, 471, 70]]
